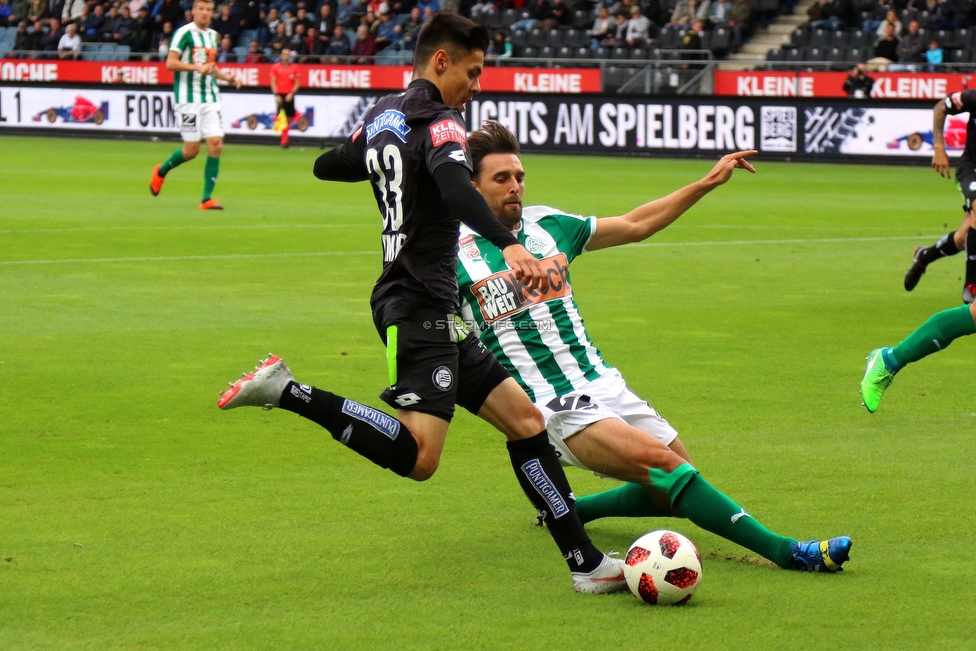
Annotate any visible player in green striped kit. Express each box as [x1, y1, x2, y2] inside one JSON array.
[[149, 0, 242, 210], [457, 122, 853, 573]]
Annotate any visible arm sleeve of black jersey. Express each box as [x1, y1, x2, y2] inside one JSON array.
[[432, 163, 519, 251], [313, 136, 369, 182], [944, 89, 976, 116]]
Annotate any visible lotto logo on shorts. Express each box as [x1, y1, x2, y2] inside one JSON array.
[[181, 114, 197, 133], [521, 459, 569, 519], [430, 119, 467, 149]]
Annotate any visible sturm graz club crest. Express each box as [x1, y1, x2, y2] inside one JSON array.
[[431, 365, 454, 391]]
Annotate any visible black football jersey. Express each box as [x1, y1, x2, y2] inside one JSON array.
[[339, 79, 474, 312], [944, 90, 976, 167]]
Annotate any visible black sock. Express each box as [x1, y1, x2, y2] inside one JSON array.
[[919, 231, 961, 264], [507, 432, 603, 573], [966, 228, 976, 285], [279, 382, 418, 477]]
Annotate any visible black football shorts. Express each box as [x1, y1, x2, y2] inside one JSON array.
[[371, 291, 510, 421], [956, 164, 976, 212]]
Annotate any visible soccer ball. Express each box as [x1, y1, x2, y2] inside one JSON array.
[[624, 530, 703, 605]]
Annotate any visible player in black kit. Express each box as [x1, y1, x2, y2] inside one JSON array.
[[904, 90, 976, 304], [218, 13, 626, 594]]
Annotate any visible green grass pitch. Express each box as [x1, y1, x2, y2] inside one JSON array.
[[2, 135, 974, 650]]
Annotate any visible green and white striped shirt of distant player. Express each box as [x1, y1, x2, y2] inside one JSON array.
[[170, 22, 221, 104], [457, 206, 612, 405]]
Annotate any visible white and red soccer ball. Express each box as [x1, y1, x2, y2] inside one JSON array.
[[624, 530, 703, 605]]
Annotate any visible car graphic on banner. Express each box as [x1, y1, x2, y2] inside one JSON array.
[[32, 95, 109, 125], [231, 107, 315, 132], [888, 116, 969, 151]]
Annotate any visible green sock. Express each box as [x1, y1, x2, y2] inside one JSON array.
[[575, 483, 670, 524], [202, 156, 220, 201], [890, 305, 976, 371], [159, 148, 187, 177], [650, 464, 795, 568]]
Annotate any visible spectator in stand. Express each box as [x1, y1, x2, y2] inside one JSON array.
[[12, 20, 36, 54], [422, 6, 435, 22], [550, 0, 572, 27], [682, 18, 706, 56], [727, 0, 752, 50], [927, 0, 955, 31], [396, 5, 422, 49], [282, 8, 296, 34], [100, 5, 120, 43], [351, 22, 374, 61], [83, 4, 105, 41], [708, 0, 730, 26], [807, 0, 844, 32], [40, 16, 63, 53], [325, 22, 350, 58], [153, 20, 174, 52], [10, 0, 28, 24], [694, 0, 711, 24], [602, 12, 627, 45], [305, 26, 324, 58], [336, 0, 356, 27], [180, 8, 193, 27], [211, 3, 241, 45], [57, 19, 79, 57], [668, 0, 696, 26], [870, 21, 899, 66], [926, 37, 943, 69], [953, 0, 976, 29], [843, 62, 874, 97], [132, 6, 154, 53], [115, 6, 135, 46], [244, 38, 264, 61], [154, 0, 182, 31], [487, 29, 512, 58], [416, 0, 438, 15], [317, 4, 335, 39], [271, 21, 289, 56], [0, 0, 13, 28], [861, 0, 889, 35], [874, 9, 900, 38], [266, 7, 282, 36], [27, 0, 47, 23], [374, 9, 400, 50], [289, 22, 309, 57], [896, 19, 925, 62], [589, 6, 612, 43], [216, 32, 235, 61], [362, 9, 377, 35], [626, 4, 650, 45], [295, 7, 314, 32]]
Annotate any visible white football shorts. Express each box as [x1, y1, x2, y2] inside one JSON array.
[[176, 102, 223, 142], [537, 368, 678, 474]]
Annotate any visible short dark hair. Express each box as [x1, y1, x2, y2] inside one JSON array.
[[414, 13, 490, 71], [468, 121, 520, 177]]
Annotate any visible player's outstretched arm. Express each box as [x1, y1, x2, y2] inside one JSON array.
[[932, 100, 951, 179], [586, 150, 756, 251], [313, 140, 369, 182]]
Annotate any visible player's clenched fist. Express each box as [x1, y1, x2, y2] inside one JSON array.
[[503, 243, 550, 292]]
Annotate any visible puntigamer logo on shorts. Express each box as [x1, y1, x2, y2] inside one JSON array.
[[366, 109, 410, 143]]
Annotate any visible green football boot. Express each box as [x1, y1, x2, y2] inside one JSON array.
[[860, 348, 896, 413]]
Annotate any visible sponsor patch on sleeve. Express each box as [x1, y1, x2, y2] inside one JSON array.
[[430, 119, 467, 149], [949, 92, 964, 110]]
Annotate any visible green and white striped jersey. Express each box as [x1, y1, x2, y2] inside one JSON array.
[[170, 23, 220, 104], [457, 206, 612, 404]]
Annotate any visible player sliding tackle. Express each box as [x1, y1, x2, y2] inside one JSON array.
[[218, 15, 627, 594], [457, 122, 852, 573]]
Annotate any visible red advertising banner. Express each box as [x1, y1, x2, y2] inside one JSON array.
[[0, 59, 601, 93], [715, 70, 976, 99]]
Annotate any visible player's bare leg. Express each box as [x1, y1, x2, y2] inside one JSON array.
[[478, 378, 627, 593], [568, 419, 851, 572], [395, 410, 449, 481]]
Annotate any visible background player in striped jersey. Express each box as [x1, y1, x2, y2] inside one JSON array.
[[457, 122, 853, 573], [149, 0, 242, 210]]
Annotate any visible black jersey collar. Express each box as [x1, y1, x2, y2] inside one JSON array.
[[408, 78, 444, 104]]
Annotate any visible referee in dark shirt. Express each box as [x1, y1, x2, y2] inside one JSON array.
[[219, 13, 625, 593]]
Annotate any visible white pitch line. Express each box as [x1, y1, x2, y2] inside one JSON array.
[[1, 234, 942, 266]]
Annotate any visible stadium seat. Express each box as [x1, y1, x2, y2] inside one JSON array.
[[238, 29, 257, 47], [630, 47, 647, 60], [826, 46, 848, 69], [698, 30, 712, 49], [520, 45, 537, 58], [530, 28, 543, 44], [766, 47, 785, 61], [574, 46, 592, 59], [657, 27, 677, 49], [956, 27, 975, 48], [81, 43, 100, 61], [757, 0, 778, 15], [710, 27, 731, 54], [511, 29, 529, 47], [852, 29, 874, 48], [830, 29, 850, 47], [611, 46, 627, 59], [573, 9, 592, 28], [540, 45, 554, 58], [502, 8, 518, 27], [949, 47, 968, 64], [594, 46, 609, 59], [564, 28, 584, 47], [116, 44, 130, 60], [936, 29, 960, 49], [848, 46, 867, 62], [790, 27, 808, 47], [900, 8, 919, 25], [809, 28, 830, 48], [785, 46, 804, 63], [807, 46, 823, 61], [557, 45, 572, 58], [546, 28, 563, 46], [0, 45, 9, 58]]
